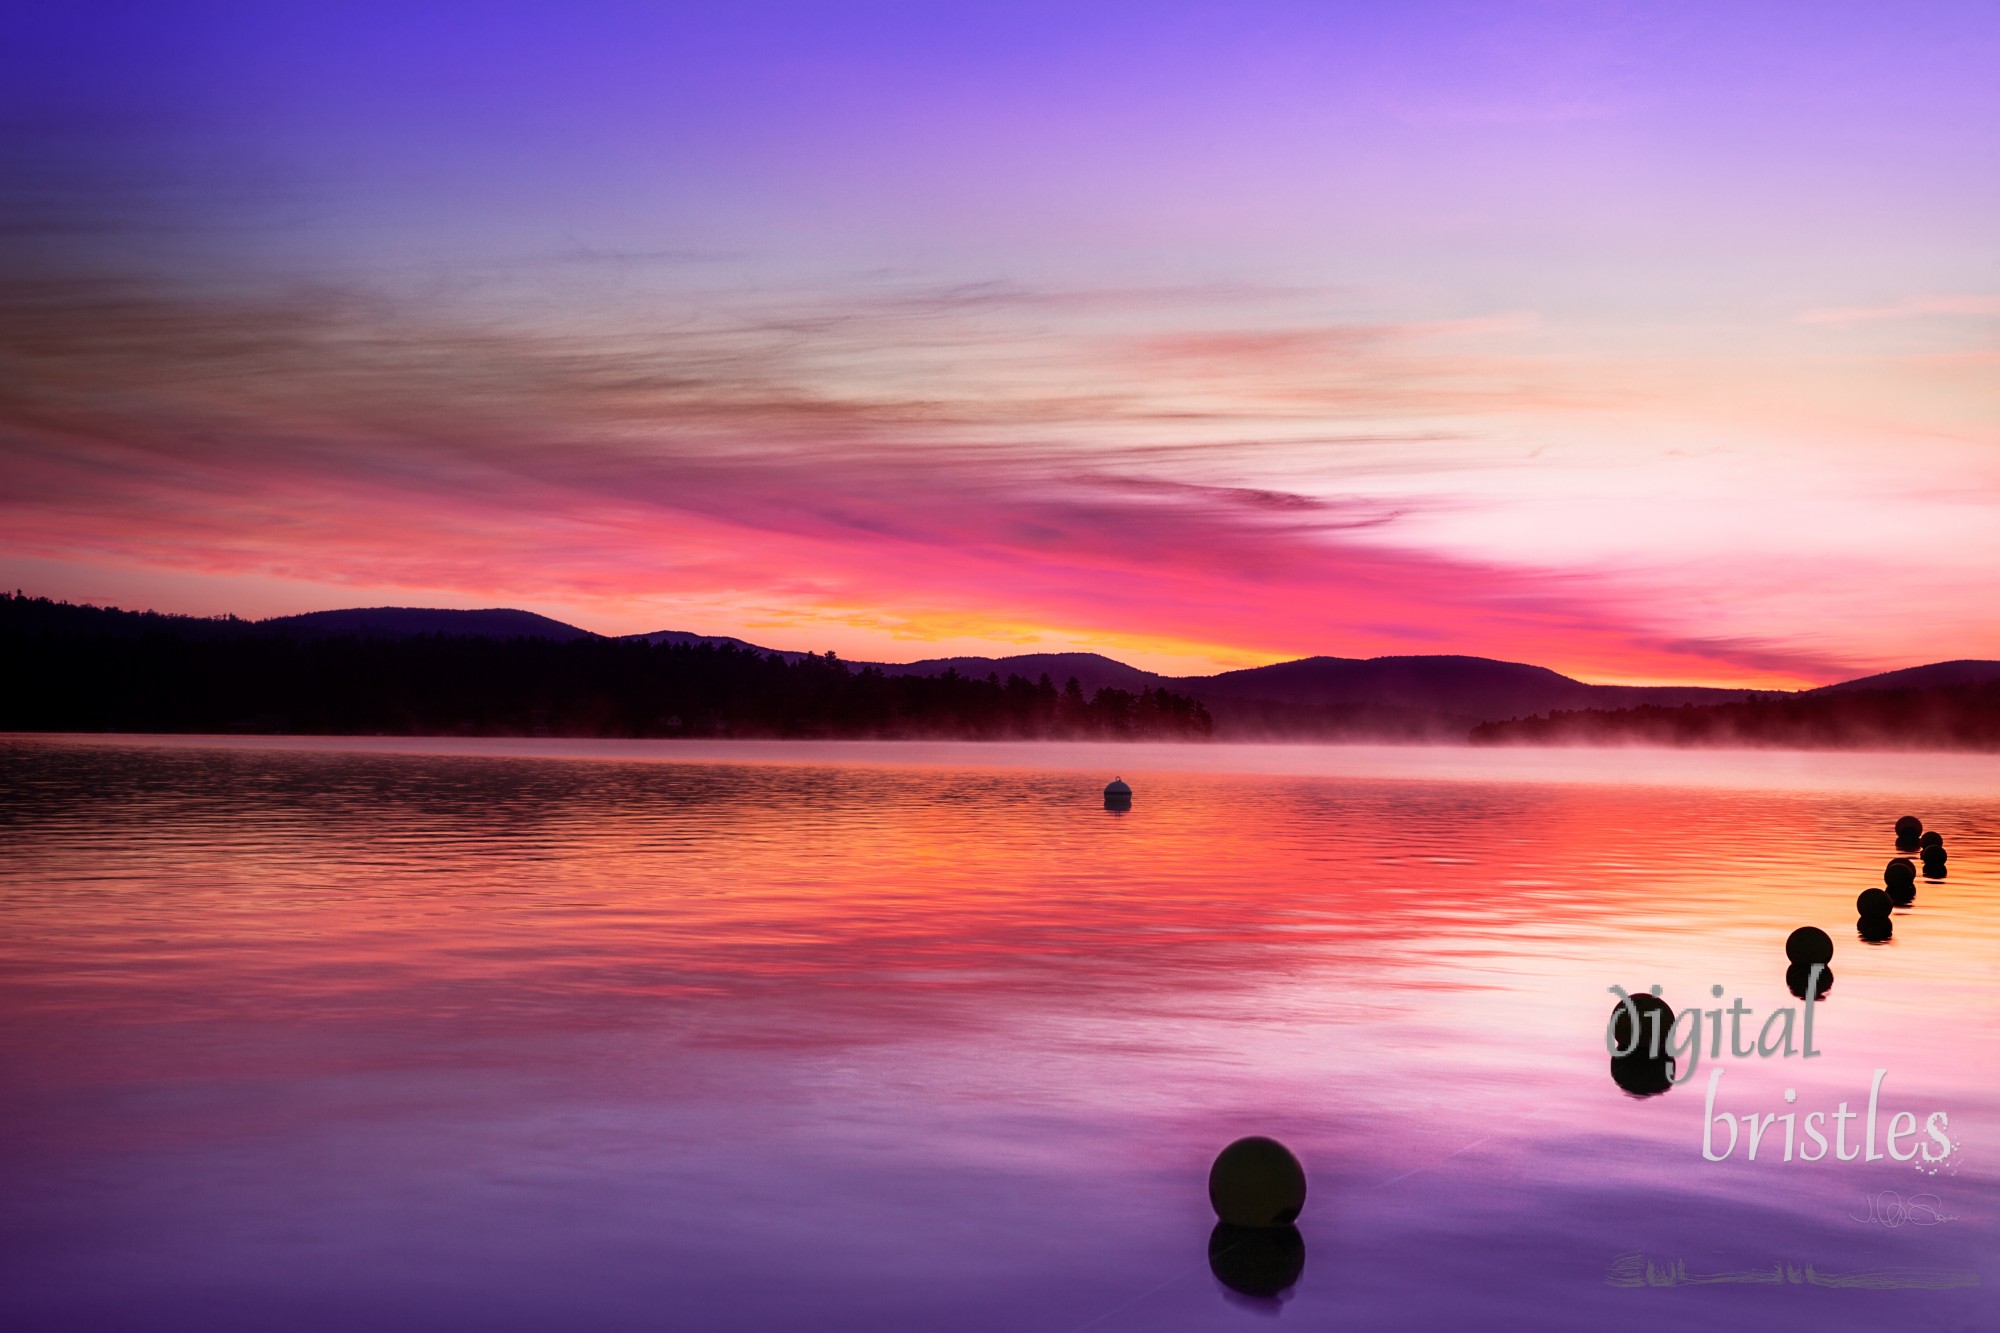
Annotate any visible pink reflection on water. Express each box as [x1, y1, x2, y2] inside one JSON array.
[[0, 737, 1993, 1329]]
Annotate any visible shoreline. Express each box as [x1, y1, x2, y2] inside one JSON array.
[[10, 731, 1999, 793]]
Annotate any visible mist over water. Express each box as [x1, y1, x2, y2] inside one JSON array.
[[1, 737, 1994, 1329]]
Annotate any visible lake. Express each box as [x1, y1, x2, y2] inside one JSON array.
[[1, 736, 1993, 1330]]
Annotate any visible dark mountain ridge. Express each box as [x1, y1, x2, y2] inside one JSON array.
[[6, 593, 1992, 744], [874, 652, 1166, 695], [1175, 653, 1762, 733], [1808, 660, 2000, 694], [625, 629, 818, 660], [0, 595, 1208, 741], [258, 607, 596, 640], [1472, 681, 2000, 751]]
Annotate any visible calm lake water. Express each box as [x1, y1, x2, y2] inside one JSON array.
[[2, 736, 1994, 1330]]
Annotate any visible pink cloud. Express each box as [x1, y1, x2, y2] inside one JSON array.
[[0, 266, 1982, 687], [1797, 295, 2000, 326]]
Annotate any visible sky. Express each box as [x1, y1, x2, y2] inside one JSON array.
[[3, 1, 1996, 685]]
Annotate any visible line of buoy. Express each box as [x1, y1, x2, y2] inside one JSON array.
[[1202, 811, 1961, 1303], [1788, 813, 1951, 987], [1612, 810, 1962, 1103], [1897, 816, 1949, 878]]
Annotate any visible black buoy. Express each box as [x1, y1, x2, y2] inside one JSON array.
[[1894, 815, 1923, 846], [1610, 1053, 1675, 1097], [1103, 777, 1132, 811], [1857, 888, 1893, 918], [1609, 992, 1674, 1054], [1887, 880, 1916, 908], [1208, 1223, 1305, 1301], [1787, 962, 1833, 999], [1920, 830, 1944, 852], [1921, 845, 1947, 867], [1859, 915, 1893, 943], [1785, 926, 1834, 967], [1208, 1136, 1306, 1228], [1607, 992, 1676, 1096], [1885, 858, 1917, 888]]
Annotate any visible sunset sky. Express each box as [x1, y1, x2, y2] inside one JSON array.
[[4, 1, 1996, 685]]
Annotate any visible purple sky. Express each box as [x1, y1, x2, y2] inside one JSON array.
[[4, 2, 1997, 681]]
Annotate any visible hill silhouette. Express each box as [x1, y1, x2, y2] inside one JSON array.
[[877, 652, 1165, 695], [1172, 654, 1763, 737], [6, 592, 1993, 746], [1808, 660, 2000, 694], [259, 607, 595, 640], [1471, 680, 2000, 750], [0, 594, 1208, 741]]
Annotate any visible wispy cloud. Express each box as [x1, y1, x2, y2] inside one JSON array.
[[3, 140, 1991, 688], [0, 248, 1856, 684], [1797, 295, 2000, 326]]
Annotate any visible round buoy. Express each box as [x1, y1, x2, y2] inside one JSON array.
[[1886, 881, 1916, 907], [1884, 859, 1917, 887], [1208, 1136, 1306, 1228], [1608, 992, 1674, 1055], [1894, 815, 1923, 842], [1919, 830, 1943, 852], [1856, 888, 1893, 919], [1609, 1053, 1675, 1097], [1785, 926, 1833, 967], [1921, 845, 1947, 866], [1207, 1223, 1305, 1300], [1103, 777, 1132, 810]]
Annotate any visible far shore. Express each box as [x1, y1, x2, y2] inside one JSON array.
[[10, 731, 1999, 795]]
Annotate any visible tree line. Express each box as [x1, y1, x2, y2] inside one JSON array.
[[1470, 686, 2000, 750], [1, 594, 1213, 740]]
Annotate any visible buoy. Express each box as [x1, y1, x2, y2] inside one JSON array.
[[1894, 815, 1923, 844], [1609, 1053, 1675, 1097], [1609, 992, 1674, 1053], [1919, 830, 1943, 852], [1856, 888, 1893, 919], [1886, 881, 1916, 907], [1785, 927, 1833, 967], [1208, 1136, 1306, 1228], [1921, 845, 1947, 867], [1884, 858, 1916, 888], [1103, 777, 1132, 810], [1208, 1222, 1304, 1300], [1607, 992, 1676, 1096]]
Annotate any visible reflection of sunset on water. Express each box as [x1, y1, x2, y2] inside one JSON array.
[[1, 738, 1992, 1328]]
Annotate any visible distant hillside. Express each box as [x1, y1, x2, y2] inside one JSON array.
[[10, 591, 1996, 746], [603, 647, 1763, 735], [0, 598, 600, 643], [1169, 655, 1765, 737], [877, 652, 1165, 695], [0, 594, 1210, 741], [1471, 681, 2000, 751], [259, 607, 594, 640], [0, 596, 253, 640], [1810, 660, 2000, 695], [623, 629, 809, 658]]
